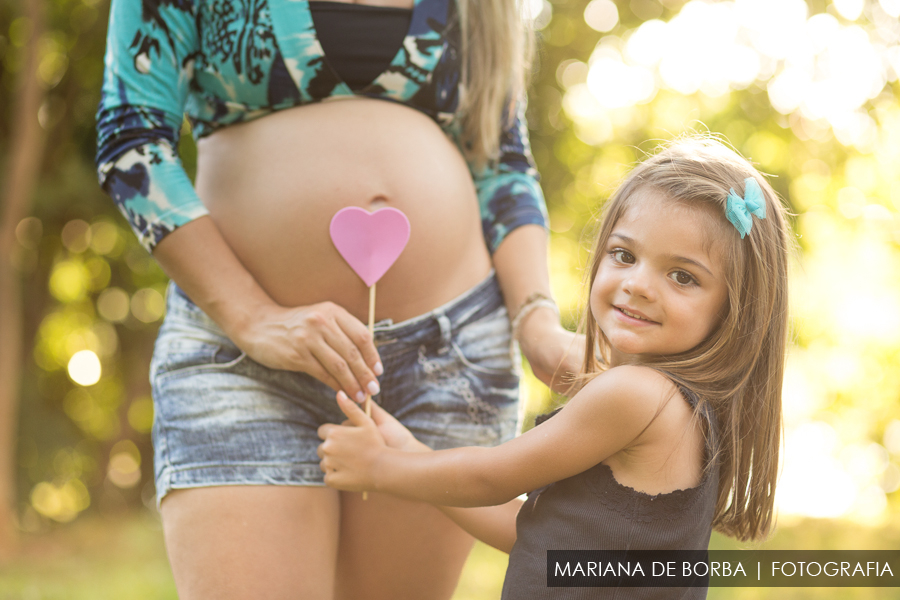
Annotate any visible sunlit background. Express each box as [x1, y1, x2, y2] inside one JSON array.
[[1, 0, 899, 598], [521, 0, 900, 531]]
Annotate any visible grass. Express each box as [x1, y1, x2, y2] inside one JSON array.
[[0, 511, 505, 600], [2, 511, 898, 599], [0, 512, 175, 600]]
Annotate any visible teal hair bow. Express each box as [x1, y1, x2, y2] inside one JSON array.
[[725, 177, 766, 239]]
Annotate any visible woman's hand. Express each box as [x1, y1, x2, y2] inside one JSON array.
[[152, 217, 382, 404], [516, 308, 585, 396], [236, 301, 383, 404]]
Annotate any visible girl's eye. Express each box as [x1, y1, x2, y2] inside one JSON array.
[[610, 249, 635, 264], [670, 271, 697, 286]]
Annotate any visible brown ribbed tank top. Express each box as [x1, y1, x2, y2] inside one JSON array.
[[500, 384, 719, 600]]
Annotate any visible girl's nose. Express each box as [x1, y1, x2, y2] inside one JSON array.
[[622, 269, 656, 301]]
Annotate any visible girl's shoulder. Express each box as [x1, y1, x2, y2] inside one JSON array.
[[575, 365, 697, 438], [580, 365, 685, 409], [524, 365, 701, 489]]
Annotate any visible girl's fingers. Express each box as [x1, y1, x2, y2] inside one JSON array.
[[367, 399, 399, 427], [317, 423, 336, 441], [336, 391, 374, 428]]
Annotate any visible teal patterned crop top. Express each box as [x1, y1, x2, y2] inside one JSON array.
[[95, 0, 548, 253]]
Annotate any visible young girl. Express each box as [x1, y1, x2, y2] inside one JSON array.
[[317, 136, 790, 598]]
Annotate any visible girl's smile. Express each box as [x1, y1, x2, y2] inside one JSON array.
[[591, 187, 729, 365], [613, 305, 658, 324]]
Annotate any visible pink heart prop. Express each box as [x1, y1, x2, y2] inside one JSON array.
[[330, 207, 411, 288]]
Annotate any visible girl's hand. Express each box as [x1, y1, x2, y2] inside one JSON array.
[[333, 392, 431, 453], [235, 301, 382, 405], [517, 308, 585, 396], [316, 393, 394, 492]]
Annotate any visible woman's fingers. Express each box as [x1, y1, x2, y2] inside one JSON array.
[[242, 302, 381, 400], [310, 343, 368, 401], [302, 354, 343, 392], [319, 323, 380, 403], [336, 311, 383, 376], [297, 303, 379, 402]]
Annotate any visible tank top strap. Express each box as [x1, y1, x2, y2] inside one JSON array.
[[533, 371, 718, 451], [656, 370, 719, 457], [655, 369, 700, 409]]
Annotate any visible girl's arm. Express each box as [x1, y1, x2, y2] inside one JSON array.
[[333, 398, 522, 553], [438, 502, 522, 554], [318, 366, 669, 507]]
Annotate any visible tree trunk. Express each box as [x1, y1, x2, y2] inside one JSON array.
[[0, 0, 47, 558]]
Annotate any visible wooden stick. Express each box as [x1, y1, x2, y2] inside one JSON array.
[[363, 283, 376, 500], [366, 283, 376, 417]]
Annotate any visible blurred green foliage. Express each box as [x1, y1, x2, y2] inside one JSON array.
[[1, 1, 899, 593], [2, 0, 166, 528]]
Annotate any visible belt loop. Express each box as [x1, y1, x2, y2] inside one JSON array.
[[436, 312, 452, 353]]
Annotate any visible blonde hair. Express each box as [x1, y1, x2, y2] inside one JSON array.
[[457, 0, 534, 166], [580, 135, 791, 542]]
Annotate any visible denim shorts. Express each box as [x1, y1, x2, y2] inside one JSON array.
[[150, 272, 520, 507]]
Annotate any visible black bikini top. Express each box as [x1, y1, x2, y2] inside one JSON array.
[[309, 1, 413, 91]]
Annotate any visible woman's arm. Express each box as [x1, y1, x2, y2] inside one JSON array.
[[492, 225, 583, 394], [465, 98, 583, 393], [96, 0, 206, 252], [318, 366, 668, 506], [96, 0, 381, 400]]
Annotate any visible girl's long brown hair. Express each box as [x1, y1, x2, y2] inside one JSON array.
[[580, 136, 791, 542]]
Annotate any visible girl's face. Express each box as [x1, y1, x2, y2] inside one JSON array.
[[591, 187, 729, 366]]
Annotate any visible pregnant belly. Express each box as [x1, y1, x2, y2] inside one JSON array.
[[194, 97, 492, 323]]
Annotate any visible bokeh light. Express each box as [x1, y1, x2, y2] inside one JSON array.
[[61, 219, 91, 253], [49, 260, 90, 303], [107, 440, 142, 489], [130, 288, 166, 323], [89, 220, 122, 255], [882, 0, 900, 17], [30, 479, 90, 523], [15, 217, 42, 248], [583, 0, 618, 33], [586, 46, 655, 109], [834, 0, 865, 20], [67, 350, 101, 386], [97, 287, 130, 322], [569, 0, 900, 150], [524, 0, 552, 30]]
